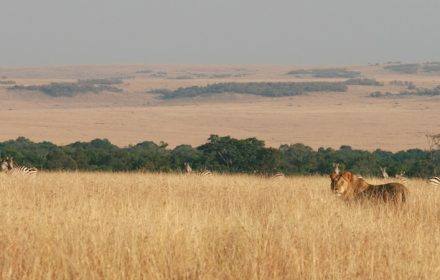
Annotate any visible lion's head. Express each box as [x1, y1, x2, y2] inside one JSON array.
[[331, 171, 354, 197], [330, 171, 368, 199]]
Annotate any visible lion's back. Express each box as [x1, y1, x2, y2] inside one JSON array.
[[355, 181, 408, 203]]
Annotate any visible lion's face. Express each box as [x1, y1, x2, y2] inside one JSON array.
[[333, 176, 349, 196], [330, 171, 353, 196]]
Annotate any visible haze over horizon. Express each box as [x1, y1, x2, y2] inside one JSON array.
[[1, 0, 439, 67]]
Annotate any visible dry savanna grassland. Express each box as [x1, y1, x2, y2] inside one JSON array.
[[1, 172, 440, 279]]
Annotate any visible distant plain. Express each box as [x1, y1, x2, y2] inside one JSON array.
[[0, 64, 439, 151]]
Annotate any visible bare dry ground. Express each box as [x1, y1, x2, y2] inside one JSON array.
[[1, 64, 439, 151], [1, 173, 439, 279]]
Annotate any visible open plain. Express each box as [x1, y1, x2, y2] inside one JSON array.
[[1, 173, 439, 279], [1, 64, 439, 151]]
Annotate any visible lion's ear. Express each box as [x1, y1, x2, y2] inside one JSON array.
[[341, 171, 353, 182]]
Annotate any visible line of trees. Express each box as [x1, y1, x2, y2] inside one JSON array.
[[383, 64, 420, 74], [152, 79, 388, 100], [383, 62, 440, 74], [286, 68, 360, 78], [0, 136, 439, 177], [152, 82, 348, 99], [345, 78, 384, 86], [370, 85, 440, 98], [421, 62, 440, 73], [8, 79, 123, 97]]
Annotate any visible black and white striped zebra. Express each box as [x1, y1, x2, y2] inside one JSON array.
[[428, 176, 440, 186], [184, 162, 212, 176], [199, 170, 213, 176], [270, 172, 285, 180], [395, 170, 408, 185], [0, 157, 38, 176]]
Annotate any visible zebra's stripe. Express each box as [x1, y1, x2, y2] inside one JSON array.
[[396, 176, 409, 185], [8, 166, 38, 176], [1, 157, 38, 176], [184, 163, 212, 176], [428, 176, 440, 186], [395, 171, 408, 185], [199, 170, 213, 176], [270, 172, 285, 180]]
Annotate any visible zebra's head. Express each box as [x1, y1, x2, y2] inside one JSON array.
[[7, 157, 14, 169], [1, 157, 11, 171]]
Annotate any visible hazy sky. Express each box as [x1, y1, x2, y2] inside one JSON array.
[[1, 0, 439, 66]]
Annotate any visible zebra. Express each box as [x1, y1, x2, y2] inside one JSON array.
[[380, 167, 389, 179], [0, 156, 38, 176], [395, 170, 408, 185], [199, 170, 213, 176], [258, 172, 285, 181], [184, 162, 212, 176], [270, 172, 285, 180], [0, 157, 9, 172], [428, 176, 440, 186]]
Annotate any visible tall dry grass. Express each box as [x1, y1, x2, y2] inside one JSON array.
[[1, 172, 439, 279]]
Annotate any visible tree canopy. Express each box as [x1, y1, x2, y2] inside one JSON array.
[[1, 136, 439, 177]]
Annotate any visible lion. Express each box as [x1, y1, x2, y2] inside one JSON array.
[[330, 171, 408, 204]]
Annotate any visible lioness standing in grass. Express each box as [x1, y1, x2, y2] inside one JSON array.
[[330, 171, 408, 204]]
